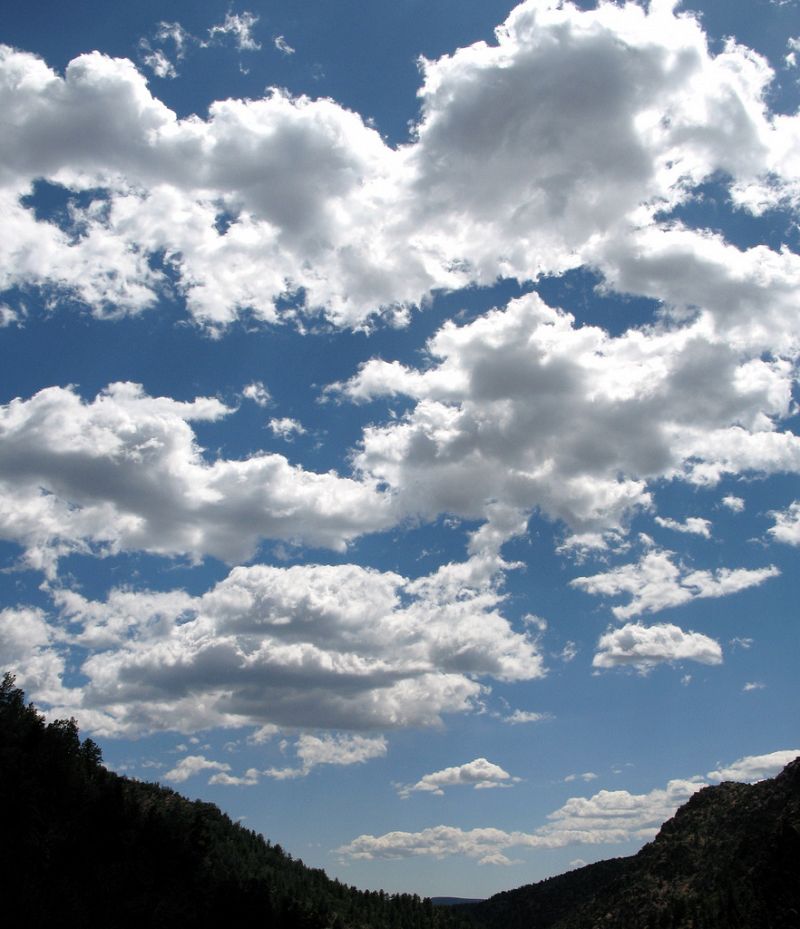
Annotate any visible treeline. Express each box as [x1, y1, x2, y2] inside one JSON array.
[[0, 675, 470, 929]]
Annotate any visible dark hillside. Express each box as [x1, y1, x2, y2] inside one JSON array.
[[465, 756, 800, 929], [0, 674, 469, 929]]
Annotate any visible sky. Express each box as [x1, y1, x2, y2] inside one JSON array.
[[1, 0, 799, 900]]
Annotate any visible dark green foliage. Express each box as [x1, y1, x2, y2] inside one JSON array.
[[463, 755, 800, 929], [0, 675, 470, 929]]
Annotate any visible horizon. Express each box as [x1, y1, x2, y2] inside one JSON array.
[[1, 0, 798, 899]]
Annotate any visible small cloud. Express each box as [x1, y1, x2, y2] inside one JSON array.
[[209, 767, 260, 787], [564, 772, 598, 783], [729, 636, 753, 650], [396, 758, 521, 799], [274, 35, 295, 55], [209, 11, 261, 51], [721, 495, 745, 513], [242, 381, 271, 406], [680, 673, 692, 686], [569, 858, 587, 869], [523, 613, 548, 631], [269, 417, 306, 440], [265, 734, 387, 780], [785, 36, 800, 68], [654, 516, 712, 539], [558, 640, 577, 662], [743, 681, 765, 692], [505, 709, 551, 725], [0, 304, 22, 327], [141, 48, 177, 79], [164, 754, 230, 783]]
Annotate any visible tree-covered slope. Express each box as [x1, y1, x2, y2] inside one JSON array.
[[465, 756, 800, 929], [0, 675, 469, 929]]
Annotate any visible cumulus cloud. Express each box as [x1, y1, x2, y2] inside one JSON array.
[[269, 417, 306, 440], [242, 381, 271, 406], [654, 516, 711, 538], [0, 607, 68, 705], [2, 1, 799, 329], [0, 383, 393, 574], [339, 776, 706, 865], [721, 495, 745, 513], [571, 549, 779, 619], [564, 772, 598, 783], [768, 501, 800, 545], [27, 547, 543, 736], [164, 753, 230, 783], [267, 734, 387, 780], [707, 749, 799, 782], [592, 622, 723, 672], [396, 757, 520, 798]]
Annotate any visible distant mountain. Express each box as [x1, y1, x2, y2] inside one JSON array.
[[465, 756, 800, 929], [431, 898, 485, 906], [0, 674, 469, 929]]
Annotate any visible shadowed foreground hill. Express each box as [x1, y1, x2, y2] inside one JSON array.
[[0, 675, 469, 929], [464, 756, 800, 929]]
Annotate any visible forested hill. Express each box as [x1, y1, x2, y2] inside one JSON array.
[[0, 675, 469, 929], [463, 755, 800, 929]]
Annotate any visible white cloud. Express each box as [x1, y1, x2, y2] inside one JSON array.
[[29, 544, 542, 736], [0, 304, 20, 326], [208, 12, 261, 51], [0, 383, 393, 574], [269, 417, 306, 439], [164, 753, 230, 783], [397, 758, 520, 798], [2, 1, 799, 330], [266, 734, 387, 780], [242, 381, 271, 406], [572, 549, 779, 619], [140, 48, 177, 79], [593, 623, 723, 672], [707, 749, 798, 782], [209, 767, 260, 787], [0, 606, 68, 705], [274, 35, 295, 56], [721, 495, 745, 513], [564, 772, 598, 783], [504, 710, 550, 725], [339, 776, 706, 865], [768, 501, 800, 545], [742, 681, 766, 692], [654, 516, 712, 538]]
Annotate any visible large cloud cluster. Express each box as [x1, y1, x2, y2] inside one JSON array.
[[39, 557, 542, 736], [1, 1, 798, 328], [0, 382, 393, 574]]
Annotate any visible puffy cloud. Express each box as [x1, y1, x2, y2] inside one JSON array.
[[1, 1, 798, 329], [396, 757, 521, 798], [654, 516, 711, 538], [0, 607, 68, 705], [267, 734, 387, 779], [242, 381, 271, 406], [0, 383, 393, 574], [592, 622, 723, 672], [209, 767, 260, 787], [572, 549, 779, 619], [269, 417, 306, 440], [721, 495, 745, 513], [32, 552, 542, 736], [164, 754, 230, 783], [707, 749, 799, 782], [339, 776, 706, 865], [768, 501, 800, 545], [564, 772, 598, 784], [338, 289, 799, 548]]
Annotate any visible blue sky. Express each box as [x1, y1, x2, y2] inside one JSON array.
[[1, 0, 799, 899]]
